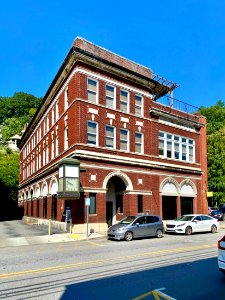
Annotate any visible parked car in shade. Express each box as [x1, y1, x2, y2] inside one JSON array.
[[165, 214, 219, 235], [107, 214, 164, 241], [208, 207, 214, 214], [218, 235, 225, 275], [209, 210, 224, 221]]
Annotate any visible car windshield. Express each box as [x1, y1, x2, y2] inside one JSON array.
[[120, 216, 136, 224], [212, 210, 221, 214], [176, 215, 194, 221]]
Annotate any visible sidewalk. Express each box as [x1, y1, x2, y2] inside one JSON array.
[[0, 221, 224, 248], [0, 231, 106, 248]]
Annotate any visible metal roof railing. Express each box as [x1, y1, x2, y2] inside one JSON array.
[[156, 96, 200, 115]]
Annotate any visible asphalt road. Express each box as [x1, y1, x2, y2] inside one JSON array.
[[0, 221, 225, 299]]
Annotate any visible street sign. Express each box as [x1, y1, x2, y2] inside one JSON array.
[[86, 198, 90, 206]]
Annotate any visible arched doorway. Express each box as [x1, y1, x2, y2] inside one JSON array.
[[161, 179, 179, 220], [180, 181, 196, 215], [106, 176, 127, 227]]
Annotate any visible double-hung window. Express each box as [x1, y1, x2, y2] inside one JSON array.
[[120, 129, 129, 151], [158, 131, 195, 163], [87, 78, 98, 103], [64, 127, 68, 150], [51, 136, 55, 160], [106, 85, 115, 109], [65, 87, 68, 110], [56, 101, 59, 120], [135, 132, 143, 153], [120, 90, 129, 113], [135, 94, 143, 116], [52, 107, 55, 125], [55, 136, 59, 157], [87, 121, 98, 146], [106, 125, 115, 148]]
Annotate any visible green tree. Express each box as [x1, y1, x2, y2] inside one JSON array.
[[0, 152, 21, 220], [199, 100, 225, 135], [0, 92, 42, 124], [1, 118, 24, 144], [199, 101, 225, 206]]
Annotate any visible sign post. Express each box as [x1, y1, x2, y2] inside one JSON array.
[[86, 198, 90, 239]]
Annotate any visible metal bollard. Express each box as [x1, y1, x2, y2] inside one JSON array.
[[48, 219, 51, 235], [70, 218, 72, 234]]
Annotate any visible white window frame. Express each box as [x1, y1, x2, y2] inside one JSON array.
[[52, 107, 55, 125], [106, 84, 116, 109], [135, 94, 143, 116], [56, 101, 59, 120], [158, 131, 195, 163], [55, 136, 59, 157], [120, 89, 129, 113], [120, 128, 129, 152], [87, 121, 98, 146], [65, 87, 68, 110], [64, 127, 68, 150], [46, 141, 49, 164], [135, 132, 143, 154], [106, 125, 116, 149], [87, 78, 98, 103], [51, 136, 55, 160]]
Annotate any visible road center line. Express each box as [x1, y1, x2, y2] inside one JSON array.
[[0, 243, 217, 279]]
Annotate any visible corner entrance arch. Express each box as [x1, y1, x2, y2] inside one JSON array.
[[103, 172, 133, 227]]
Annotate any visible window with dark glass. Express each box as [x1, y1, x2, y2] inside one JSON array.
[[87, 121, 98, 145], [138, 195, 143, 213], [158, 131, 195, 163], [89, 193, 96, 214], [106, 125, 115, 148], [120, 90, 128, 112], [120, 129, 129, 151], [87, 78, 97, 103], [106, 85, 115, 109]]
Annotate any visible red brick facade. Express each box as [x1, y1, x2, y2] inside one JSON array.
[[18, 37, 208, 231]]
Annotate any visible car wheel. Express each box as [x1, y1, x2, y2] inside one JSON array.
[[211, 225, 217, 233], [156, 229, 163, 238], [185, 226, 192, 235], [124, 231, 133, 241]]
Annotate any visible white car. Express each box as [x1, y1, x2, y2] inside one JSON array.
[[218, 235, 225, 275], [165, 214, 219, 235]]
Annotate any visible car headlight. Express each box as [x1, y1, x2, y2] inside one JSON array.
[[176, 223, 186, 227], [115, 227, 126, 233]]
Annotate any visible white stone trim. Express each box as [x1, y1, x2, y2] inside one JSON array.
[[74, 149, 202, 172]]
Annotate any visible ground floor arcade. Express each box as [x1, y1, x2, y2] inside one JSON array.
[[18, 164, 207, 232]]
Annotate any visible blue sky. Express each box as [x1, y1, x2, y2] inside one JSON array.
[[1, 0, 225, 108]]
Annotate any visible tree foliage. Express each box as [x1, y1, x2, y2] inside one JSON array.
[[0, 92, 42, 124], [199, 100, 225, 206], [0, 92, 42, 220], [1, 118, 24, 144], [0, 152, 22, 220]]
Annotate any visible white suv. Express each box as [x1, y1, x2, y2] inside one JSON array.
[[218, 235, 225, 275]]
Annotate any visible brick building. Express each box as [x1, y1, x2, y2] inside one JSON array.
[[18, 37, 208, 233]]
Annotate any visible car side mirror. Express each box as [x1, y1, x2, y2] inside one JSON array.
[[134, 222, 139, 227]]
